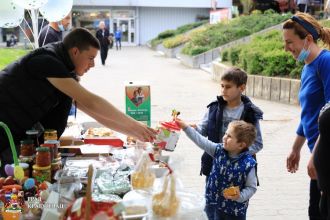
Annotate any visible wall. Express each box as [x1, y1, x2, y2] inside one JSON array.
[[138, 7, 209, 44], [74, 0, 232, 8], [212, 61, 301, 105]]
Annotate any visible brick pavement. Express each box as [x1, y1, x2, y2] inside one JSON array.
[[79, 47, 311, 220]]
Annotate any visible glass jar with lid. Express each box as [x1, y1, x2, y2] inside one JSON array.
[[44, 129, 57, 141], [36, 147, 51, 167], [20, 139, 34, 156], [26, 129, 39, 150], [32, 165, 51, 183]]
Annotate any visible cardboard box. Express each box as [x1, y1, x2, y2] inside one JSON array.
[[125, 81, 151, 126]]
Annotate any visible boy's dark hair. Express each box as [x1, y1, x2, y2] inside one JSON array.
[[63, 28, 100, 51], [229, 120, 256, 149], [221, 67, 247, 86]]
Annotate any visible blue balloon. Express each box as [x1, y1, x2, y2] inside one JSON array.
[[24, 178, 35, 190]]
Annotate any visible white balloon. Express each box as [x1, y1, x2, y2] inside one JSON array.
[[39, 0, 73, 22], [12, 0, 48, 10], [0, 0, 24, 28]]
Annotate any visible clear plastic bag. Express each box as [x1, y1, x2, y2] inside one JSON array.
[[152, 174, 180, 217], [131, 152, 155, 190]]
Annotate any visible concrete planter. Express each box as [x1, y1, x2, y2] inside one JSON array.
[[212, 61, 301, 105], [163, 44, 185, 58]]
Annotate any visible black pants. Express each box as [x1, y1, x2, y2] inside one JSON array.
[[310, 180, 326, 220], [320, 192, 330, 220], [100, 46, 109, 65]]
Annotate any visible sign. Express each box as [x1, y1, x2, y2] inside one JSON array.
[[125, 81, 151, 126], [210, 8, 231, 24]]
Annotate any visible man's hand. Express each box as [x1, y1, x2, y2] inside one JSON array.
[[307, 155, 317, 179], [287, 150, 300, 173]]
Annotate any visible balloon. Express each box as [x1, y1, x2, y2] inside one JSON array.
[[24, 178, 36, 190], [14, 165, 24, 180], [12, 0, 48, 10], [39, 0, 73, 22], [4, 164, 14, 176], [0, 0, 24, 28]]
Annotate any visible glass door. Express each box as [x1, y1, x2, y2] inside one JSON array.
[[113, 18, 135, 46]]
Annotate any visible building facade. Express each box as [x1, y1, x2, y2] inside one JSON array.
[[72, 0, 233, 45]]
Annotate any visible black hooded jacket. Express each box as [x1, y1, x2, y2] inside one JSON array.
[[0, 42, 76, 150], [314, 103, 330, 193]]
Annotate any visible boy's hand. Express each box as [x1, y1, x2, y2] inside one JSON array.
[[175, 119, 188, 129], [190, 123, 197, 129], [223, 186, 240, 201], [224, 192, 240, 201]]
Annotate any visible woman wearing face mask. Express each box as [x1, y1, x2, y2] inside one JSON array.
[[283, 12, 330, 220]]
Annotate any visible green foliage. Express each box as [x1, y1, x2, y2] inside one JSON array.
[[163, 34, 189, 48], [222, 29, 303, 78], [181, 12, 291, 56], [149, 20, 207, 47], [158, 30, 176, 39], [221, 49, 229, 61], [0, 48, 29, 70]]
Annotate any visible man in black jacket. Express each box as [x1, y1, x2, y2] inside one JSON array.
[[0, 28, 156, 176], [95, 21, 111, 65]]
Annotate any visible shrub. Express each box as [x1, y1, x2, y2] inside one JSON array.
[[149, 20, 207, 47], [222, 29, 303, 78], [221, 49, 229, 61], [158, 30, 176, 39], [181, 12, 291, 56], [163, 34, 189, 48]]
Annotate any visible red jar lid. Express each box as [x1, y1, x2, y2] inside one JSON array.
[[160, 121, 180, 131]]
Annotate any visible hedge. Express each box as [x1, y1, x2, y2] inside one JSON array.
[[181, 10, 291, 56]]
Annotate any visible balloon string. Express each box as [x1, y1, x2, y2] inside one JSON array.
[[0, 122, 19, 166], [19, 24, 35, 49]]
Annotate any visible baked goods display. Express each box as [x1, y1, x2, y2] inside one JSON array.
[[83, 127, 124, 147], [85, 127, 114, 137], [223, 186, 239, 197]]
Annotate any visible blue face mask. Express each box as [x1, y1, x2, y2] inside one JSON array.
[[58, 22, 68, 32], [297, 39, 311, 62]]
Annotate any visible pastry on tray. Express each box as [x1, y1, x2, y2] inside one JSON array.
[[223, 186, 239, 197], [85, 127, 114, 137]]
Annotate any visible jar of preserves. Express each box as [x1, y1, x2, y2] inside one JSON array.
[[44, 140, 60, 160], [20, 139, 34, 156], [44, 129, 57, 141], [32, 165, 51, 183], [26, 129, 39, 150], [36, 147, 51, 167], [40, 144, 54, 163]]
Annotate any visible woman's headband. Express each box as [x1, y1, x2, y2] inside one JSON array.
[[291, 15, 319, 40]]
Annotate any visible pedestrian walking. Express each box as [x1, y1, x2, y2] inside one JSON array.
[[115, 28, 122, 50], [96, 21, 111, 65]]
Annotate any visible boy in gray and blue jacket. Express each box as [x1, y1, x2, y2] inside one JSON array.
[[176, 120, 257, 220]]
